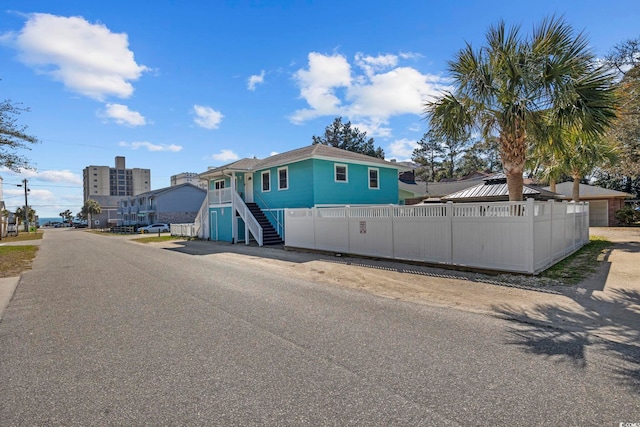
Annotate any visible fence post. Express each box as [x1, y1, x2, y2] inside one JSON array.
[[312, 207, 317, 250], [562, 201, 569, 257], [527, 198, 535, 274], [346, 206, 351, 254], [389, 204, 395, 259], [548, 200, 554, 265], [447, 202, 453, 264]]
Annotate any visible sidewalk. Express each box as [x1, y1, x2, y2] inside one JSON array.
[[0, 236, 43, 321], [0, 277, 20, 321]]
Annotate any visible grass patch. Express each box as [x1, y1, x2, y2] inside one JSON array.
[[0, 245, 39, 278], [133, 235, 189, 244], [539, 236, 612, 285], [1, 231, 43, 242]]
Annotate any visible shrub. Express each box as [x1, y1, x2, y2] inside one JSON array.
[[615, 205, 640, 226]]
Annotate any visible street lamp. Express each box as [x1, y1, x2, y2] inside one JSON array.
[[16, 178, 30, 232]]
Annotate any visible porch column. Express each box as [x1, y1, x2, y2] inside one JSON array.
[[231, 172, 237, 243]]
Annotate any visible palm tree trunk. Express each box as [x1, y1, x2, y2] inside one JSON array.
[[549, 177, 557, 193], [571, 175, 581, 202], [500, 133, 526, 201], [506, 170, 524, 201]]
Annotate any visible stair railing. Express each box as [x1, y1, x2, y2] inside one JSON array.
[[194, 196, 209, 239], [233, 191, 263, 246], [253, 191, 285, 239]]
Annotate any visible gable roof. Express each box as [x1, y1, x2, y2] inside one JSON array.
[[200, 144, 407, 179], [399, 180, 427, 197], [127, 183, 206, 199], [543, 182, 632, 199]]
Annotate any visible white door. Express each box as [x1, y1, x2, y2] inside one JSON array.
[[244, 173, 254, 203], [588, 200, 608, 227]]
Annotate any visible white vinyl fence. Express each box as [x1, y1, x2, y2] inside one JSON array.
[[284, 199, 589, 274], [171, 223, 197, 238]]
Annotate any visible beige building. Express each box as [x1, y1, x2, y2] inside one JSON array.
[[82, 156, 151, 227], [170, 172, 207, 189], [83, 156, 150, 200]]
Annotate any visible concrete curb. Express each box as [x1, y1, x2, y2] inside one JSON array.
[[0, 276, 20, 321]]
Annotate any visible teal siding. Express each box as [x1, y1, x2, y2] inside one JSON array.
[[209, 177, 231, 190], [253, 158, 398, 208], [313, 159, 398, 205], [253, 159, 314, 209], [237, 217, 246, 240], [209, 207, 233, 241]]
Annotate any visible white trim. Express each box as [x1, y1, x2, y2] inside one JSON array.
[[277, 166, 289, 190], [260, 155, 408, 171], [334, 164, 348, 183], [368, 167, 379, 189], [214, 179, 225, 190], [261, 170, 271, 192]]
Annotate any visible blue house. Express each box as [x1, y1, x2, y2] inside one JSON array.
[[117, 183, 206, 226], [198, 144, 406, 245]]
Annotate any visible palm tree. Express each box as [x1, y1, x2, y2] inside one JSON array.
[[80, 199, 101, 228], [425, 17, 617, 201], [563, 132, 618, 201], [15, 206, 36, 224], [529, 129, 617, 200], [59, 209, 73, 224]]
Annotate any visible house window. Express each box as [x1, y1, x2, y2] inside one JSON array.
[[261, 171, 271, 192], [214, 180, 225, 190], [278, 167, 288, 190], [368, 168, 379, 189], [335, 164, 348, 182]]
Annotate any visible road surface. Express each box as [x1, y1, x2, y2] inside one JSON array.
[[0, 229, 638, 425]]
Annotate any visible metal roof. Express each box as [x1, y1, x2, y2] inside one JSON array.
[[442, 181, 561, 202]]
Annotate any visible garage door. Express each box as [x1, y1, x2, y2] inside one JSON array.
[[589, 200, 608, 227]]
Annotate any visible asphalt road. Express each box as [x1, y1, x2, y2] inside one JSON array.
[[0, 229, 638, 426]]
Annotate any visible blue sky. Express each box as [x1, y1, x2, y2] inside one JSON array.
[[1, 0, 639, 217]]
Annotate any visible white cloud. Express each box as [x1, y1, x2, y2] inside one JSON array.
[[289, 52, 352, 123], [387, 138, 419, 161], [354, 53, 398, 77], [1, 13, 148, 100], [408, 123, 422, 132], [101, 103, 146, 126], [247, 70, 265, 91], [0, 167, 82, 185], [211, 149, 239, 162], [119, 141, 183, 152], [290, 51, 448, 136], [399, 51, 423, 60], [193, 105, 224, 129], [350, 119, 393, 139]]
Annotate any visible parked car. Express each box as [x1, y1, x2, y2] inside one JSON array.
[[73, 222, 88, 228], [138, 223, 170, 233]]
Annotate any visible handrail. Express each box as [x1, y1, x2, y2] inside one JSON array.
[[233, 191, 263, 246], [253, 190, 284, 233], [194, 196, 208, 239]]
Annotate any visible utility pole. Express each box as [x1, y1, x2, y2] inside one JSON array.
[[17, 179, 29, 232]]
